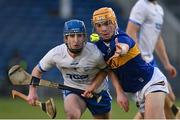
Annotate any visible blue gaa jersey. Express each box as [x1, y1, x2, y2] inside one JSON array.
[[95, 30, 154, 93]]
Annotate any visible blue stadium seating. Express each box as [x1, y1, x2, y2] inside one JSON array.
[[0, 0, 125, 82]]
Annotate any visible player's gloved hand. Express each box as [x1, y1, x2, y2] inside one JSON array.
[[164, 63, 177, 78], [27, 85, 39, 106], [110, 38, 129, 59], [114, 38, 123, 57], [116, 92, 129, 112]]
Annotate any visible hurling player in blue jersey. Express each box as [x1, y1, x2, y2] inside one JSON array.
[[90, 7, 169, 119]]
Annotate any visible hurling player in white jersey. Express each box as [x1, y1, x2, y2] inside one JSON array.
[[27, 19, 128, 119], [126, 0, 179, 119]]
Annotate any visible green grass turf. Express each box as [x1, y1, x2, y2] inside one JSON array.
[[0, 97, 180, 119]]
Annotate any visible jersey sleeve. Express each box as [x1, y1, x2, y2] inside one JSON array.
[[38, 47, 56, 72], [118, 35, 135, 49], [129, 1, 148, 26]]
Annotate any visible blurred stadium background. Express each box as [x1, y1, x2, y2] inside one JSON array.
[[0, 0, 180, 119]]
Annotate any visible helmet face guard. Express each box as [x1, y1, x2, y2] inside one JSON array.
[[63, 19, 87, 54]]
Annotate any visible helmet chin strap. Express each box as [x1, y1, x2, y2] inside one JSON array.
[[66, 43, 83, 54], [64, 34, 87, 55]]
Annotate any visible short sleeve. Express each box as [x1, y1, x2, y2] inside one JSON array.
[[129, 1, 148, 26], [38, 48, 56, 71], [118, 35, 135, 48]]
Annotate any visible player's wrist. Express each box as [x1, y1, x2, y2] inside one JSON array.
[[115, 86, 124, 94], [29, 85, 37, 93]]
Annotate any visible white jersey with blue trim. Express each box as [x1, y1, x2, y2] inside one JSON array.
[[129, 0, 164, 62], [38, 42, 108, 93]]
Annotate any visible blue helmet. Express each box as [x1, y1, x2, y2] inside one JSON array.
[[63, 19, 87, 54], [63, 19, 86, 36]]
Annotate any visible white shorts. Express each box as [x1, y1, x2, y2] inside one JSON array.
[[134, 67, 169, 113]]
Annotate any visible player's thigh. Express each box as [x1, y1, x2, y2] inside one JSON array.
[[64, 94, 86, 115], [145, 92, 166, 118]]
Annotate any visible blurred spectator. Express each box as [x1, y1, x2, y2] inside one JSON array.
[[0, 49, 28, 96], [60, 0, 72, 19], [7, 49, 27, 70]]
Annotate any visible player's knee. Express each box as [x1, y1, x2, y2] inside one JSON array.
[[167, 93, 176, 102], [66, 110, 81, 119], [171, 95, 176, 102], [168, 83, 176, 102]]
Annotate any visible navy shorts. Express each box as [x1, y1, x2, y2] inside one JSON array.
[[63, 90, 112, 115]]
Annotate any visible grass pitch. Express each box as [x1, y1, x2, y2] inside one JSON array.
[[0, 97, 180, 119]]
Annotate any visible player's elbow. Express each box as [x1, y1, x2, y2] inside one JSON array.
[[31, 65, 43, 78]]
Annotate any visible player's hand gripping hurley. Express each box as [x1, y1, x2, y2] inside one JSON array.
[[8, 65, 102, 103], [12, 90, 56, 119]]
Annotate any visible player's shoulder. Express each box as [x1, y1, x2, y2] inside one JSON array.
[[156, 3, 164, 14], [47, 44, 66, 56], [117, 30, 132, 40], [85, 42, 102, 55], [134, 0, 148, 7], [116, 30, 135, 46], [133, 0, 149, 11], [86, 42, 99, 50], [52, 44, 66, 51]]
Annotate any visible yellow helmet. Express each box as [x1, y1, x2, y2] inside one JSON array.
[[92, 7, 117, 25]]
